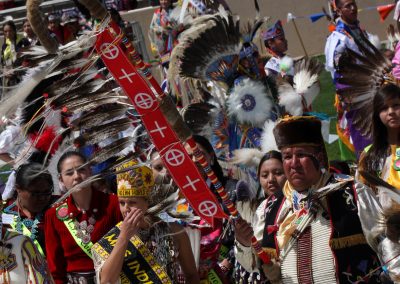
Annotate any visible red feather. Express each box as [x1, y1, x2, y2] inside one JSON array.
[[29, 126, 61, 155]]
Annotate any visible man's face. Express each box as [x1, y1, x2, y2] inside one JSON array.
[[281, 146, 322, 191], [337, 0, 358, 25], [267, 35, 288, 55]]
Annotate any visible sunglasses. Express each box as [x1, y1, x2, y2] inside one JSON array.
[[29, 188, 53, 198]]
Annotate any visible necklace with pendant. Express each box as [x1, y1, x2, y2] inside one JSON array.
[[73, 209, 97, 244]]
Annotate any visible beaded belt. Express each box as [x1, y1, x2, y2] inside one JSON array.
[[66, 271, 96, 284]]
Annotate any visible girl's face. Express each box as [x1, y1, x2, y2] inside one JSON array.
[[151, 152, 171, 184], [119, 197, 149, 227], [59, 155, 91, 191], [379, 98, 400, 130], [3, 24, 15, 40], [259, 158, 286, 196]]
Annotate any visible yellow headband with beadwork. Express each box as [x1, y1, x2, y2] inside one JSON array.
[[116, 160, 154, 198]]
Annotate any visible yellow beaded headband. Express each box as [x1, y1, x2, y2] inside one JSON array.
[[116, 160, 155, 198]]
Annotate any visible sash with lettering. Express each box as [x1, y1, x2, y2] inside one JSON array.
[[95, 25, 228, 226], [92, 223, 172, 284]]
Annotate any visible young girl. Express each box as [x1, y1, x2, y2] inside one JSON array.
[[359, 83, 400, 188], [92, 160, 199, 283]]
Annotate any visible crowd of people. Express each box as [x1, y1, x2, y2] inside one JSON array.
[[0, 0, 400, 283]]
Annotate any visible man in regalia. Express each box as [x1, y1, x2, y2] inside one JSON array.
[[235, 116, 381, 283]]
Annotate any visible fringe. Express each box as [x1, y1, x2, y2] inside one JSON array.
[[329, 233, 367, 250]]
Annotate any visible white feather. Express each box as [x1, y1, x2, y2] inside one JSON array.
[[261, 120, 278, 153], [231, 148, 264, 167], [236, 200, 255, 223], [293, 70, 320, 107], [278, 82, 303, 116], [227, 78, 272, 127]]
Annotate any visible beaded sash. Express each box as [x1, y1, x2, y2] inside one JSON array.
[[92, 222, 172, 284]]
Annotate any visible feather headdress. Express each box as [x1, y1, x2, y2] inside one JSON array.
[[336, 31, 393, 138]]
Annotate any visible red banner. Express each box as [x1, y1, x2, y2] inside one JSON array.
[[95, 29, 227, 225]]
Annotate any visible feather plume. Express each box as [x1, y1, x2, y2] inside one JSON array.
[[89, 137, 135, 164], [336, 29, 393, 137], [230, 148, 264, 167], [181, 102, 216, 134], [74, 118, 133, 147], [387, 24, 400, 50], [0, 59, 60, 118], [169, 12, 242, 84], [60, 94, 127, 114], [70, 104, 128, 129], [254, 0, 260, 19], [147, 188, 180, 215], [278, 82, 303, 116], [227, 78, 273, 127], [260, 120, 278, 153]]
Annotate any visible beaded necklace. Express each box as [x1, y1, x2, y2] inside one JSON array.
[[4, 202, 42, 242]]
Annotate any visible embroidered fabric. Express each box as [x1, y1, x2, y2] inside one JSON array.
[[138, 221, 180, 282]]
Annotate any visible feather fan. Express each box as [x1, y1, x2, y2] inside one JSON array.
[[169, 10, 242, 87], [336, 31, 393, 138]]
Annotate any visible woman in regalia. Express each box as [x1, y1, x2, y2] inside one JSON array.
[[2, 163, 54, 257], [44, 151, 122, 284], [234, 150, 286, 284], [92, 159, 199, 283], [359, 84, 400, 188]]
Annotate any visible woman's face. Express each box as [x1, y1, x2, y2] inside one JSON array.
[[17, 178, 53, 214], [379, 98, 400, 130], [23, 21, 34, 38], [259, 158, 286, 196], [160, 0, 171, 10], [59, 155, 91, 191], [3, 24, 15, 40], [119, 197, 148, 227], [184, 143, 213, 179]]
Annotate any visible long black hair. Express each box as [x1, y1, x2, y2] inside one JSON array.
[[15, 163, 53, 192], [2, 20, 17, 42], [361, 84, 400, 173], [257, 150, 283, 178], [192, 135, 226, 185]]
